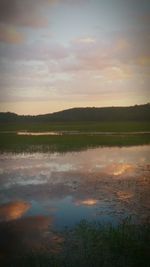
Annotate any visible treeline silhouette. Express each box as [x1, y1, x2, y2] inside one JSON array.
[[0, 104, 149, 123]]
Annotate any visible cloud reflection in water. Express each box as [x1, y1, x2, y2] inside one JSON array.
[[0, 201, 30, 222], [0, 145, 149, 227]]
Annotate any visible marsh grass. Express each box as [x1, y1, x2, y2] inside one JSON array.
[[3, 219, 150, 267], [0, 121, 150, 132], [0, 121, 150, 152], [0, 132, 150, 153]]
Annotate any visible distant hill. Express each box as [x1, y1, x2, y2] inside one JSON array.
[[0, 104, 150, 123]]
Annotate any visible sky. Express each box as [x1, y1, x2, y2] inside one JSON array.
[[0, 0, 149, 115]]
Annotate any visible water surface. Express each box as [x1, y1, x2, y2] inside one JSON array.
[[0, 145, 149, 225], [0, 145, 149, 256]]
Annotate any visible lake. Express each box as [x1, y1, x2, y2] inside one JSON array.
[[0, 145, 149, 259]]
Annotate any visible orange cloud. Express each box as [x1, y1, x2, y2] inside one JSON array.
[[115, 38, 130, 51], [137, 56, 150, 66], [0, 24, 24, 44]]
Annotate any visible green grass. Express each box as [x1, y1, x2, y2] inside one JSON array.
[[2, 219, 150, 267], [0, 121, 150, 132], [0, 132, 150, 152], [0, 121, 149, 152]]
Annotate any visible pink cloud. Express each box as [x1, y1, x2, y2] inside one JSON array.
[[66, 33, 150, 72]]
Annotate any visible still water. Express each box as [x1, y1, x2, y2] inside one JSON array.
[[0, 145, 149, 255]]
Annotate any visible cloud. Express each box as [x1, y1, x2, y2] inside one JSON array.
[[0, 41, 69, 61], [0, 0, 88, 29], [0, 0, 53, 44], [115, 38, 130, 51], [138, 13, 150, 24], [74, 37, 96, 44], [48, 39, 113, 73], [0, 0, 51, 28], [113, 33, 150, 65], [66, 33, 150, 73], [100, 65, 133, 81], [0, 24, 24, 44], [137, 56, 150, 66], [0, 27, 149, 69]]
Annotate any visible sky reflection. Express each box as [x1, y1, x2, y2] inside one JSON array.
[[0, 214, 63, 262], [0, 145, 149, 263], [0, 145, 149, 229], [0, 201, 30, 222]]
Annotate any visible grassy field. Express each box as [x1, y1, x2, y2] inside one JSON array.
[[2, 219, 150, 267], [0, 132, 150, 152], [0, 121, 150, 132], [0, 121, 149, 152]]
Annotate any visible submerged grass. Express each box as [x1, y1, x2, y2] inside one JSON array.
[[3, 219, 150, 267], [0, 132, 150, 152]]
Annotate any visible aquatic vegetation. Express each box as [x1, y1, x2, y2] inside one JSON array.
[[2, 219, 150, 267]]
